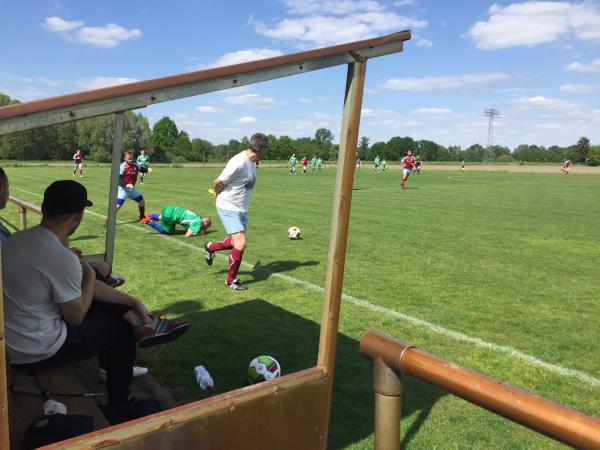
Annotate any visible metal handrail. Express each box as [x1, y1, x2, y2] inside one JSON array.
[[360, 331, 600, 450], [7, 195, 41, 230]]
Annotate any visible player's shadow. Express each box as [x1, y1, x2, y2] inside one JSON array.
[[70, 234, 98, 242], [151, 299, 445, 449], [217, 259, 319, 286]]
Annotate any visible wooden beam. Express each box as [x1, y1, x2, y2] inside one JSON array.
[[104, 112, 124, 266], [317, 60, 367, 448]]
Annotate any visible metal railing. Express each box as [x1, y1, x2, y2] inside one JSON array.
[[360, 331, 600, 450], [7, 195, 41, 230]]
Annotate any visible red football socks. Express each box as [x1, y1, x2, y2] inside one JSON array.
[[209, 236, 233, 252], [227, 248, 244, 283]]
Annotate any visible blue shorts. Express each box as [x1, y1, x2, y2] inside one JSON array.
[[217, 208, 248, 235], [403, 168, 413, 176], [117, 186, 143, 205]]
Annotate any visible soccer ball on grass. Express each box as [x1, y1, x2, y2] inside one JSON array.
[[248, 355, 281, 384], [287, 226, 301, 240]]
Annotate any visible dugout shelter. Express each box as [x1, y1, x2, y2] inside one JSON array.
[[0, 31, 411, 449]]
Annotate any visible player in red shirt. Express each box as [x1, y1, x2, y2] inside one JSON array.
[[104, 150, 146, 224], [72, 149, 84, 177], [400, 150, 416, 190], [302, 156, 308, 174], [560, 159, 571, 175]]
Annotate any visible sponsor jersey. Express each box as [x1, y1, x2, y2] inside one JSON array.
[[137, 154, 150, 168], [120, 162, 139, 188], [73, 153, 82, 164], [402, 156, 415, 169]]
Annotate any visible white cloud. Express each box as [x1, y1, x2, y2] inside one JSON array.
[[251, 1, 426, 46], [282, 0, 385, 15], [298, 96, 329, 104], [43, 16, 83, 32], [236, 116, 258, 124], [565, 59, 600, 74], [383, 73, 508, 92], [195, 105, 226, 113], [42, 16, 141, 48], [410, 107, 452, 115], [361, 108, 396, 118], [468, 2, 600, 50], [76, 76, 138, 90], [413, 36, 433, 47], [394, 0, 416, 6], [510, 95, 578, 110], [223, 93, 275, 108], [560, 84, 599, 94], [196, 49, 284, 70]]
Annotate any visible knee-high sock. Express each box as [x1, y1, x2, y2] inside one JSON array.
[[227, 248, 244, 283], [209, 236, 233, 252], [145, 221, 165, 234], [138, 205, 145, 219], [150, 213, 160, 220]]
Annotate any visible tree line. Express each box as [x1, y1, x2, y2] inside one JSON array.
[[1, 92, 598, 164]]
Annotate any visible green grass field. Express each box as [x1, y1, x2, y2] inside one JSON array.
[[2, 165, 599, 449]]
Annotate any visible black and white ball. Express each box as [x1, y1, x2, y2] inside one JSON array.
[[287, 226, 301, 240]]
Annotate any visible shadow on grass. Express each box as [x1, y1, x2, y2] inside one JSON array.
[[70, 234, 98, 242], [216, 259, 319, 286], [149, 299, 444, 449]]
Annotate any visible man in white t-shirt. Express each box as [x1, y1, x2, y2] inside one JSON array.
[[3, 180, 188, 406], [204, 133, 269, 290]]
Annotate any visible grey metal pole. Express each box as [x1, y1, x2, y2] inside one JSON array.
[[105, 112, 124, 266], [374, 358, 402, 450]]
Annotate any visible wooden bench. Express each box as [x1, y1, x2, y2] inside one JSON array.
[[8, 363, 110, 450]]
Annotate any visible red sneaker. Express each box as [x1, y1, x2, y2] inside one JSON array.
[[139, 216, 152, 225], [134, 316, 189, 348]]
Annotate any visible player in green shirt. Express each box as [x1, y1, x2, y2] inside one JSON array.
[[136, 149, 151, 184], [288, 154, 297, 175], [311, 156, 317, 173], [316, 157, 323, 172], [374, 156, 380, 173], [140, 205, 211, 237]]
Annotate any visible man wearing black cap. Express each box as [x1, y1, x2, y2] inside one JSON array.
[[2, 180, 187, 407]]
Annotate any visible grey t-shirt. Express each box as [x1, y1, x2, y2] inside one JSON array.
[[2, 225, 82, 364]]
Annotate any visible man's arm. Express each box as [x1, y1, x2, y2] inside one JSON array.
[[59, 262, 95, 326], [213, 178, 225, 196]]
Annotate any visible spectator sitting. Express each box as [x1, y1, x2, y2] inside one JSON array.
[[2, 180, 188, 406]]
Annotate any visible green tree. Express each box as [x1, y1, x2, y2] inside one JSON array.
[[574, 136, 590, 162], [358, 136, 369, 159], [367, 141, 386, 161], [171, 131, 193, 161], [192, 138, 214, 162], [587, 145, 600, 166], [151, 116, 179, 161]]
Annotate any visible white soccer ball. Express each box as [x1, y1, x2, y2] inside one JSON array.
[[288, 226, 301, 240], [248, 355, 282, 384]]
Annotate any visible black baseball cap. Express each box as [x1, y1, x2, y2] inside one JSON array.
[[42, 180, 93, 214]]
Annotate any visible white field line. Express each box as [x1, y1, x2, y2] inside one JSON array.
[[13, 186, 600, 388]]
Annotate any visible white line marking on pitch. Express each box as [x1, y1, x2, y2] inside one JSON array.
[[13, 185, 600, 388]]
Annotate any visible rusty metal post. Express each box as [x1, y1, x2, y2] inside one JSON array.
[[317, 60, 367, 449], [105, 112, 124, 266], [18, 205, 26, 230], [374, 358, 402, 450]]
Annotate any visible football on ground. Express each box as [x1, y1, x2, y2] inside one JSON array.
[[248, 355, 281, 384], [288, 226, 301, 240]]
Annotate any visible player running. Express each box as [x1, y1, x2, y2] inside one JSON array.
[[415, 155, 422, 175], [460, 160, 465, 172], [374, 155, 380, 173], [381, 159, 387, 172], [137, 149, 150, 184], [289, 154, 297, 175], [104, 150, 146, 224], [317, 157, 323, 172], [356, 157, 362, 171], [561, 159, 571, 175], [302, 156, 308, 174], [311, 156, 317, 173], [72, 149, 84, 177], [140, 205, 211, 237], [400, 150, 416, 190]]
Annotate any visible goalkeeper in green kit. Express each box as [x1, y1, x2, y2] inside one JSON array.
[[136, 149, 151, 184], [140, 205, 211, 237]]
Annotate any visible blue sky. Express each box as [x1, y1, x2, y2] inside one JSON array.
[[1, 0, 599, 149]]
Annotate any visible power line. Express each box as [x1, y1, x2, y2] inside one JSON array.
[[484, 108, 500, 165]]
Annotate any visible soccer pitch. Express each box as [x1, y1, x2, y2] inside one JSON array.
[[2, 165, 599, 449]]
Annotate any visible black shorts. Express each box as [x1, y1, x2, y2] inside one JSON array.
[[139, 166, 149, 173]]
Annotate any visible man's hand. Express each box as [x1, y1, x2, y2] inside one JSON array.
[[130, 298, 151, 321], [81, 261, 96, 281], [70, 247, 84, 259]]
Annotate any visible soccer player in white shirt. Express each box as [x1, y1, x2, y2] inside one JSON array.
[[204, 133, 269, 290]]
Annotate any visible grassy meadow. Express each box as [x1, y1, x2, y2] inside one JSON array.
[[1, 164, 598, 449]]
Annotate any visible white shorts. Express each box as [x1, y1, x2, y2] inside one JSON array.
[[117, 185, 143, 204], [74, 163, 82, 170], [403, 168, 413, 176]]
